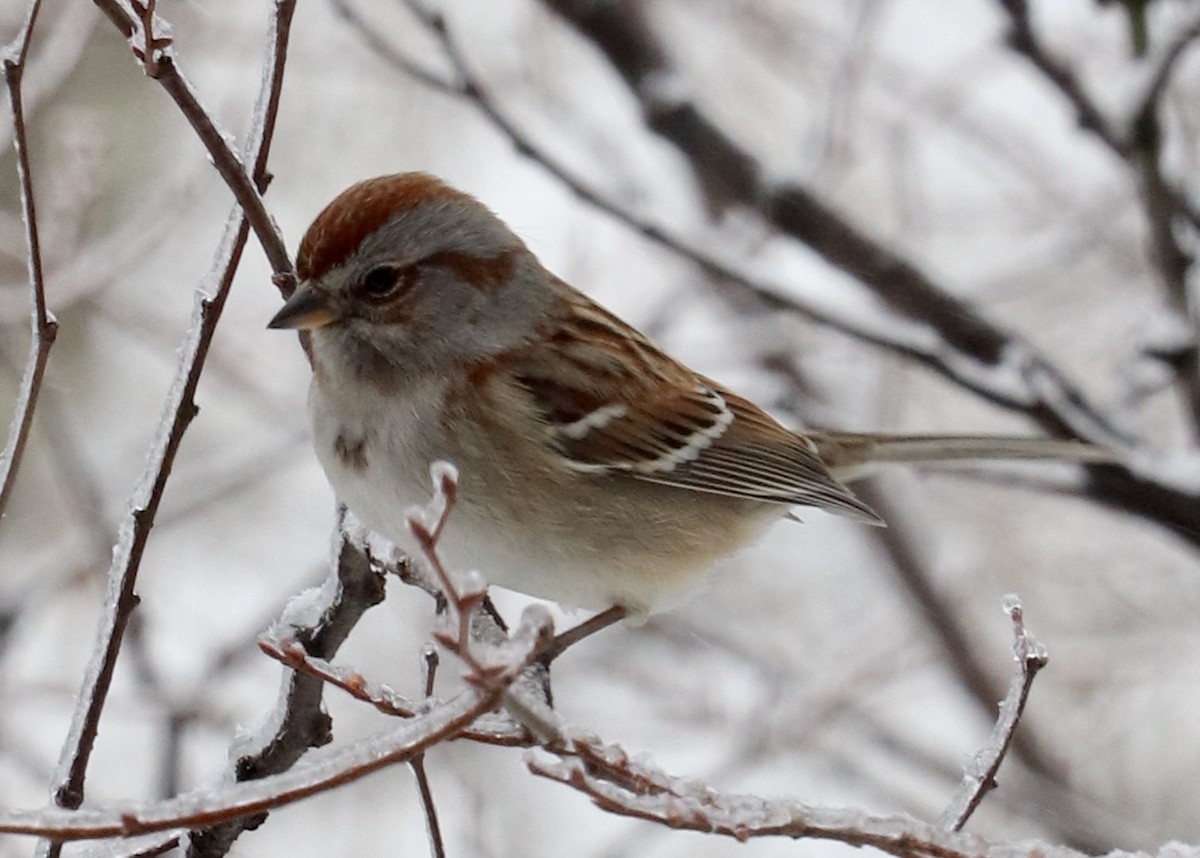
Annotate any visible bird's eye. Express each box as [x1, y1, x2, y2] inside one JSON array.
[[358, 265, 409, 300]]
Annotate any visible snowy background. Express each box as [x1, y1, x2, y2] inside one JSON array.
[[1, 0, 1198, 855]]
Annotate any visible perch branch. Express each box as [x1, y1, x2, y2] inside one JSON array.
[[0, 0, 59, 521], [938, 595, 1049, 830]]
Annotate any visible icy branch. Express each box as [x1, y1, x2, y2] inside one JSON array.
[[937, 594, 1049, 831]]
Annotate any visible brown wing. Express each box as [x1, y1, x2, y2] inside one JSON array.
[[511, 289, 881, 524]]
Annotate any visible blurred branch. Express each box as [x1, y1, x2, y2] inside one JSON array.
[[938, 596, 1048, 831], [536, 0, 1132, 440], [43, 0, 297, 844], [337, 2, 1200, 547], [997, 0, 1130, 156], [0, 0, 60, 521], [1134, 17, 1200, 121], [996, 0, 1200, 432]]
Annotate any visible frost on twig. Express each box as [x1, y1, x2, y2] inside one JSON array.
[[0, 0, 59, 521], [405, 461, 555, 690], [525, 726, 1001, 856], [937, 594, 1049, 831], [188, 515, 385, 856]]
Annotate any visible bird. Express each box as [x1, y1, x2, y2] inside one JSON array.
[[269, 172, 1114, 615]]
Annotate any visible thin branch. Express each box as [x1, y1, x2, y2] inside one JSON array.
[[411, 757, 445, 858], [45, 0, 296, 830], [855, 480, 1065, 785], [413, 645, 446, 858], [0, 680, 522, 842], [996, 0, 1130, 156], [187, 520, 386, 857], [539, 606, 628, 663], [90, 0, 293, 284], [330, 0, 453, 91], [258, 635, 529, 746], [938, 595, 1049, 831], [1133, 17, 1200, 122], [522, 697, 1078, 857], [0, 0, 59, 521]]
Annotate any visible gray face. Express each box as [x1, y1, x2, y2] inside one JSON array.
[[307, 197, 555, 387]]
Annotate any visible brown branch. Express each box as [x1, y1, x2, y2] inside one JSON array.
[[187, 520, 387, 857], [412, 645, 446, 858], [0, 0, 60, 521], [995, 1, 1200, 433], [996, 0, 1130, 156], [411, 757, 446, 858], [938, 595, 1049, 831], [525, 711, 1082, 857], [0, 680, 521, 842], [91, 0, 294, 286], [258, 634, 531, 746], [44, 0, 297, 838]]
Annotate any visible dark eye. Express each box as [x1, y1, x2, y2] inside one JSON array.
[[358, 265, 410, 300]]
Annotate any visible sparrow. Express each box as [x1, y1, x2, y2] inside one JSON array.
[[269, 173, 1112, 614]]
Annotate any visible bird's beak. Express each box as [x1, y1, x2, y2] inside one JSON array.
[[268, 281, 337, 330]]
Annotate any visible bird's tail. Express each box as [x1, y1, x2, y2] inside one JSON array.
[[810, 432, 1120, 482]]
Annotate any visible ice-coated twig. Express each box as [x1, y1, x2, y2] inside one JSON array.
[[0, 0, 59, 522], [405, 461, 555, 690], [189, 516, 386, 856], [528, 733, 1002, 857], [43, 2, 297, 851], [412, 643, 446, 858], [91, 0, 293, 280], [259, 618, 532, 746], [937, 594, 1049, 831], [0, 677, 522, 842]]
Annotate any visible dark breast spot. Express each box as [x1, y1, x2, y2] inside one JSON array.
[[333, 432, 369, 471]]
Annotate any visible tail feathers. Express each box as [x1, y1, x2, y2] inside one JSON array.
[[810, 432, 1120, 482]]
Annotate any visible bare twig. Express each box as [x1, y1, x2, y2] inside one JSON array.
[[411, 756, 445, 858], [0, 678, 527, 842], [996, 0, 1130, 156], [45, 0, 297, 839], [1133, 17, 1200, 122], [539, 606, 629, 663], [258, 635, 529, 746], [526, 718, 1065, 857], [938, 595, 1049, 831], [91, 0, 293, 285], [413, 645, 446, 858], [0, 0, 59, 521]]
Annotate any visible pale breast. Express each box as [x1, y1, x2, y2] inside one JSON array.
[[306, 368, 783, 612], [308, 374, 448, 548]]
